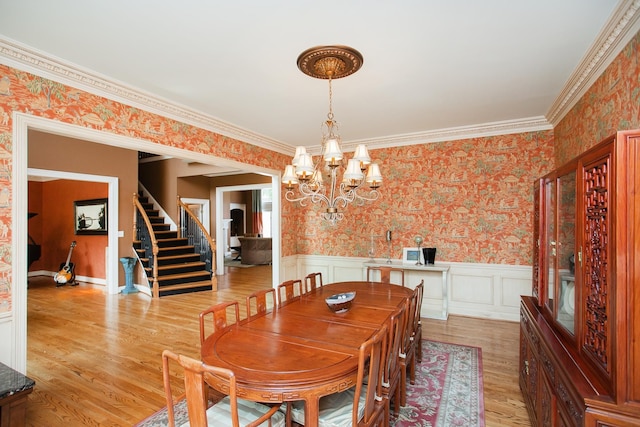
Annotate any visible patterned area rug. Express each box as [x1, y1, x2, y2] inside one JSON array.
[[136, 340, 484, 427], [223, 257, 255, 268], [393, 340, 484, 427]]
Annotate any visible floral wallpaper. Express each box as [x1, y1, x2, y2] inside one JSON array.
[[555, 31, 640, 163], [283, 131, 554, 265]]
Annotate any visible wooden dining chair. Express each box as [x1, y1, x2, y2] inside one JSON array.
[[412, 281, 424, 363], [304, 272, 323, 293], [162, 349, 285, 427], [289, 323, 388, 427], [399, 280, 423, 406], [366, 266, 405, 286], [381, 300, 408, 418], [246, 288, 277, 321], [199, 301, 241, 346], [277, 279, 303, 308]]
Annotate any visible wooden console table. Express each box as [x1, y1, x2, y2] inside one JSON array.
[[364, 260, 451, 320], [0, 363, 35, 427]]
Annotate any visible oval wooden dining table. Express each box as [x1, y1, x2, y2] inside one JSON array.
[[200, 281, 412, 427]]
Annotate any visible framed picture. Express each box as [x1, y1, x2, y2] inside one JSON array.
[[402, 247, 423, 264], [74, 198, 108, 235]]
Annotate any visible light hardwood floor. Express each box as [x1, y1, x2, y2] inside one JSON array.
[[25, 267, 531, 426]]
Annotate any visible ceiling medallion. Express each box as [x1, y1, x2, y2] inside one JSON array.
[[296, 45, 364, 80]]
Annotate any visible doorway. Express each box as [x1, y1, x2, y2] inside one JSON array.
[[12, 113, 282, 372], [230, 205, 245, 236], [215, 182, 279, 279]]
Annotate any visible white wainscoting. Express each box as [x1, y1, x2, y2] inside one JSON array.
[[280, 255, 532, 322], [0, 315, 15, 368]]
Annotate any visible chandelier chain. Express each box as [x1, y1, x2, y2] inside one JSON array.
[[327, 77, 334, 121]]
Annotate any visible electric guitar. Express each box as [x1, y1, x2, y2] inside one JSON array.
[[54, 241, 77, 286]]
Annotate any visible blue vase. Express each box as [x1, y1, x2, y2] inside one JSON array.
[[120, 257, 138, 294]]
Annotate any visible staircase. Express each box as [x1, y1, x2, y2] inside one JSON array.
[[135, 195, 213, 297]]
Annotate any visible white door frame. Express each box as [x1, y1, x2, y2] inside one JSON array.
[[216, 182, 280, 290]]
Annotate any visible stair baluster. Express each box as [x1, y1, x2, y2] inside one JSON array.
[[177, 197, 217, 291], [133, 193, 160, 297]]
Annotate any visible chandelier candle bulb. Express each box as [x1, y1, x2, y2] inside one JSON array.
[[295, 153, 315, 179], [323, 139, 343, 163], [366, 163, 383, 187], [353, 144, 372, 167], [282, 165, 298, 189], [292, 146, 308, 166]]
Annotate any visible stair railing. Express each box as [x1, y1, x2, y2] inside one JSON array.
[[133, 193, 160, 298], [177, 197, 218, 291]]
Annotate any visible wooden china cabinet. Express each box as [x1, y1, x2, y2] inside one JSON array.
[[520, 129, 640, 426]]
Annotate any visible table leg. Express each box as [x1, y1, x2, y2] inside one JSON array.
[[304, 397, 320, 427]]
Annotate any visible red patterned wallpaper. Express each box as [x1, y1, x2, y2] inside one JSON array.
[[555, 31, 640, 164], [284, 131, 554, 264]]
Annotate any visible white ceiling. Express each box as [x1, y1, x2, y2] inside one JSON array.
[[1, 1, 639, 154]]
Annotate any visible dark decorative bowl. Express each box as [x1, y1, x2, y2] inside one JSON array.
[[325, 291, 356, 313]]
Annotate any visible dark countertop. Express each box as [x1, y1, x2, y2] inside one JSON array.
[[0, 363, 35, 399]]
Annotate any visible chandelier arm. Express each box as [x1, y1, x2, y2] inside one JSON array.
[[284, 189, 313, 205], [338, 182, 380, 202]]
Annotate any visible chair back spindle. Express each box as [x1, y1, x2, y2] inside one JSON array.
[[366, 266, 405, 286], [246, 288, 277, 321], [304, 272, 324, 293], [277, 279, 303, 308], [199, 301, 240, 346]]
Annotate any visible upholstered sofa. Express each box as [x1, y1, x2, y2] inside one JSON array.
[[238, 237, 272, 265]]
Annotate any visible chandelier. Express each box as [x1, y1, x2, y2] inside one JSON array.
[[282, 45, 383, 225]]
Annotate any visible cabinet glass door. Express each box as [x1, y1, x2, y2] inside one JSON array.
[[556, 171, 576, 335], [544, 178, 556, 314]]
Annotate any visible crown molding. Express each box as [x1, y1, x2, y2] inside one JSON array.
[[341, 116, 553, 152], [0, 37, 293, 156], [546, 0, 640, 126]]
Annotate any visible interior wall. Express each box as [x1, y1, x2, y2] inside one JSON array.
[[177, 175, 212, 229], [28, 180, 107, 278], [27, 130, 138, 281], [27, 182, 43, 271], [554, 29, 640, 163]]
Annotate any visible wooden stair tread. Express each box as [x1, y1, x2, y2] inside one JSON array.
[[157, 245, 194, 251], [156, 261, 206, 271], [158, 280, 213, 292], [156, 253, 201, 261], [157, 271, 211, 281]]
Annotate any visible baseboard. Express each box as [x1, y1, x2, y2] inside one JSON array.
[[29, 270, 106, 286]]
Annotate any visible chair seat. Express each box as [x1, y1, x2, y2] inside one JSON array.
[[289, 387, 366, 427], [183, 396, 286, 427]]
